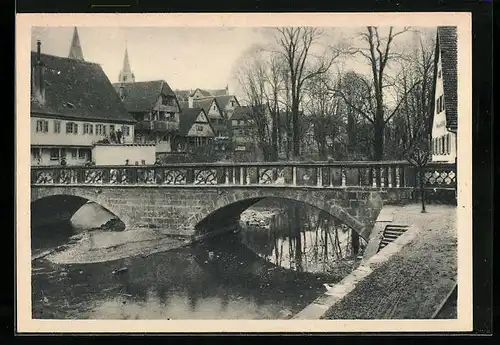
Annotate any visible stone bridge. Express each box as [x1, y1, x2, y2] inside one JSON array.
[[30, 161, 457, 240]]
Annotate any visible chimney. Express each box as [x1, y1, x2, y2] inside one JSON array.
[[33, 40, 46, 104], [188, 95, 193, 108]]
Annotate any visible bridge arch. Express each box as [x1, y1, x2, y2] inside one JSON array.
[[30, 187, 131, 228], [190, 189, 370, 240]]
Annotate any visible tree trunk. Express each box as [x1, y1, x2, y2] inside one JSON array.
[[271, 109, 278, 161], [291, 101, 300, 158], [373, 113, 385, 161], [419, 167, 427, 213], [351, 230, 360, 258]]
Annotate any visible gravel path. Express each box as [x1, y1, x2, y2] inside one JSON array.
[[322, 204, 457, 319]]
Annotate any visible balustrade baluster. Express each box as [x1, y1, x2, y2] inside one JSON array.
[[225, 167, 230, 185], [292, 166, 297, 186], [316, 167, 322, 187], [400, 166, 406, 187], [240, 167, 244, 185], [255, 167, 260, 185], [388, 166, 394, 188], [380, 167, 385, 188], [341, 167, 346, 187], [246, 167, 251, 185]]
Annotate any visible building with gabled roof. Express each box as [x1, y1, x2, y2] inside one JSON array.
[[31, 41, 136, 166], [113, 79, 181, 152], [213, 95, 240, 119], [430, 26, 458, 163], [174, 107, 215, 152]]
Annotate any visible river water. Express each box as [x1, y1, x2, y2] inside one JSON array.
[[32, 201, 364, 319]]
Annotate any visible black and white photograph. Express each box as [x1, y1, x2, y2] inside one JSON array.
[[16, 13, 472, 333]]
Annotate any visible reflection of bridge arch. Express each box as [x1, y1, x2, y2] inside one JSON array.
[[191, 189, 378, 241], [30, 188, 128, 228]]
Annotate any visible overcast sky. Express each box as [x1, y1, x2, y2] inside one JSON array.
[[31, 26, 436, 98]]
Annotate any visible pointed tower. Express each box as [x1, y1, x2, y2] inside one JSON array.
[[68, 27, 84, 61], [118, 47, 135, 83]]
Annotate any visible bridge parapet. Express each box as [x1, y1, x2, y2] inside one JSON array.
[[31, 161, 456, 190]]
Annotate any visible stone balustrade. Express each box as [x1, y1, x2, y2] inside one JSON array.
[[30, 161, 457, 190]]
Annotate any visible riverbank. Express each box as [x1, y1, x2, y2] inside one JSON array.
[[37, 229, 190, 264], [294, 203, 457, 319]]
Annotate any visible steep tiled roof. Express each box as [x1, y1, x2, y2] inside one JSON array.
[[112, 80, 176, 113], [178, 101, 189, 110], [214, 95, 239, 109], [175, 90, 191, 101], [231, 106, 253, 121], [192, 98, 213, 114], [207, 89, 228, 96], [192, 88, 213, 97], [30, 52, 134, 123], [437, 26, 458, 131], [193, 97, 225, 119], [178, 108, 214, 136]]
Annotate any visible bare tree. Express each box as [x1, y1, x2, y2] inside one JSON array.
[[264, 54, 286, 161], [338, 71, 375, 160], [399, 33, 435, 212], [405, 115, 431, 213], [336, 26, 421, 161], [274, 27, 341, 159], [303, 73, 344, 160], [235, 50, 272, 159]]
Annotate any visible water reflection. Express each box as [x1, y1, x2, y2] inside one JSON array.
[[32, 235, 329, 320], [240, 204, 367, 275], [32, 202, 364, 320]]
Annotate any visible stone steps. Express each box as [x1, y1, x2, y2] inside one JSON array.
[[377, 225, 409, 252]]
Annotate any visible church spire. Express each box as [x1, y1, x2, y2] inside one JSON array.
[[118, 46, 135, 83], [68, 27, 84, 61]]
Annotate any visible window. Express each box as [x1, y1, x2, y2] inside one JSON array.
[[66, 122, 78, 134], [110, 125, 115, 132], [122, 125, 130, 136], [78, 149, 87, 159], [36, 120, 48, 133], [96, 124, 107, 135], [196, 125, 203, 132], [213, 105, 216, 110], [31, 148, 40, 159], [54, 120, 61, 133], [83, 123, 93, 134], [71, 149, 77, 158], [49, 148, 59, 160], [230, 100, 235, 107], [437, 95, 444, 114]]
